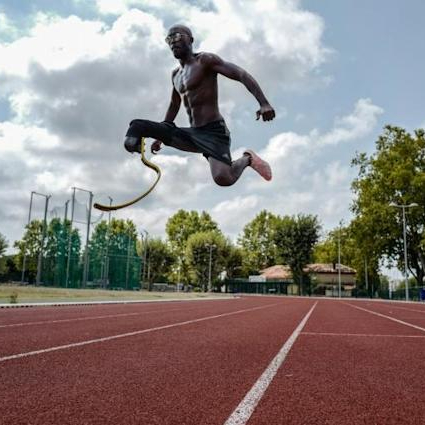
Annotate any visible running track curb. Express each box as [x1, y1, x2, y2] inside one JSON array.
[[0, 296, 237, 309]]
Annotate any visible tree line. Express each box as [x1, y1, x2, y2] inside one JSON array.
[[0, 210, 321, 292]]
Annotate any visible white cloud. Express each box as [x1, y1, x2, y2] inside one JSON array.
[[235, 98, 385, 229], [323, 161, 350, 187], [189, 0, 331, 93], [0, 121, 60, 155], [0, 15, 107, 77], [94, 0, 132, 15], [0, 12, 17, 38], [318, 98, 384, 146], [0, 9, 172, 154], [212, 195, 260, 239], [260, 98, 383, 167]]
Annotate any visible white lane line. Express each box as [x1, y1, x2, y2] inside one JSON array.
[[0, 303, 279, 363], [382, 305, 425, 315], [345, 303, 425, 333], [224, 302, 317, 425], [302, 331, 425, 338], [0, 306, 194, 329], [0, 296, 234, 308]]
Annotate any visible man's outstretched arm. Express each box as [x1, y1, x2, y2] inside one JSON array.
[[203, 53, 275, 121]]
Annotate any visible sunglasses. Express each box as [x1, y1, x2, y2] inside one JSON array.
[[165, 32, 189, 45]]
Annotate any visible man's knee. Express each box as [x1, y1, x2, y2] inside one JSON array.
[[124, 119, 150, 153], [124, 136, 140, 153], [212, 171, 233, 187]]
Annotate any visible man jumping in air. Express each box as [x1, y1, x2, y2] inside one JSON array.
[[124, 24, 275, 186]]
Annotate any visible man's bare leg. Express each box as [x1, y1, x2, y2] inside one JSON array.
[[209, 151, 272, 186], [209, 155, 250, 186]]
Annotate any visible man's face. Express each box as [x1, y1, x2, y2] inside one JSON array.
[[165, 27, 192, 59]]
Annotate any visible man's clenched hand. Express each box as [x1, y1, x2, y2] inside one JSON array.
[[151, 140, 163, 154], [256, 104, 276, 122]]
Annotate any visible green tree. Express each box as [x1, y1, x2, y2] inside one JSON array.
[[65, 221, 83, 287], [43, 218, 80, 286], [0, 234, 8, 278], [351, 126, 425, 287], [275, 214, 321, 295], [140, 238, 174, 290], [166, 210, 220, 284], [238, 210, 279, 275], [186, 231, 227, 291], [0, 256, 20, 282], [0, 232, 8, 256], [225, 244, 244, 280], [14, 220, 43, 284], [0, 233, 8, 276], [166, 210, 220, 256], [104, 219, 139, 289], [88, 220, 110, 286], [314, 223, 380, 296], [14, 219, 81, 286]]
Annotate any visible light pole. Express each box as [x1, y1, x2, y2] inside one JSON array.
[[21, 191, 35, 284], [141, 229, 149, 289], [64, 200, 70, 221], [177, 257, 181, 292], [35, 193, 51, 285], [65, 188, 76, 288], [338, 225, 341, 298], [65, 187, 93, 288], [364, 257, 369, 295], [77, 187, 94, 288], [389, 202, 419, 301], [21, 191, 51, 284], [207, 244, 216, 292], [337, 220, 343, 298], [125, 225, 132, 290], [101, 196, 113, 287]]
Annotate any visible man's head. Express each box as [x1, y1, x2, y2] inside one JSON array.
[[165, 25, 193, 59]]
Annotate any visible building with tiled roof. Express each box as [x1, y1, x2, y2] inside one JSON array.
[[259, 263, 357, 296]]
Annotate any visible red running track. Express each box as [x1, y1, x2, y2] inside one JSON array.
[[1, 297, 425, 424]]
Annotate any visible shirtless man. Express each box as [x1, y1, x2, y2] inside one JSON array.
[[124, 24, 275, 186]]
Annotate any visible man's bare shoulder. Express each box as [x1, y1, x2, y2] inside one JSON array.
[[196, 52, 224, 67]]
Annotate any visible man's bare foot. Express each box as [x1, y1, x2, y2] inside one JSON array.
[[244, 150, 272, 181]]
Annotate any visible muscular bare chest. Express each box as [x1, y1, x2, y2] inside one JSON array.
[[173, 61, 208, 95]]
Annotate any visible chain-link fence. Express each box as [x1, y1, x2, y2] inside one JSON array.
[[39, 252, 142, 289]]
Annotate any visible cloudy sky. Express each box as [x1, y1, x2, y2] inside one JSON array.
[[1, 0, 424, 253]]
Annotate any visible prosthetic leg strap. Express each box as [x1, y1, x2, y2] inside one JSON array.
[[94, 138, 161, 212]]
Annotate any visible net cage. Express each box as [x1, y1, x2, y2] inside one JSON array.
[[20, 191, 143, 290], [38, 227, 142, 289]]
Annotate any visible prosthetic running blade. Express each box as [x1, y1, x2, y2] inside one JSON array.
[[94, 137, 161, 212]]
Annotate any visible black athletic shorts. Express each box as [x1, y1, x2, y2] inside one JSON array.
[[126, 119, 232, 166]]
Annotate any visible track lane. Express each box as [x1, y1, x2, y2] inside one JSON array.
[[0, 297, 315, 425], [0, 298, 262, 357], [224, 302, 317, 425], [0, 298, 236, 326], [0, 302, 280, 362], [248, 299, 425, 424], [346, 299, 425, 328]]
